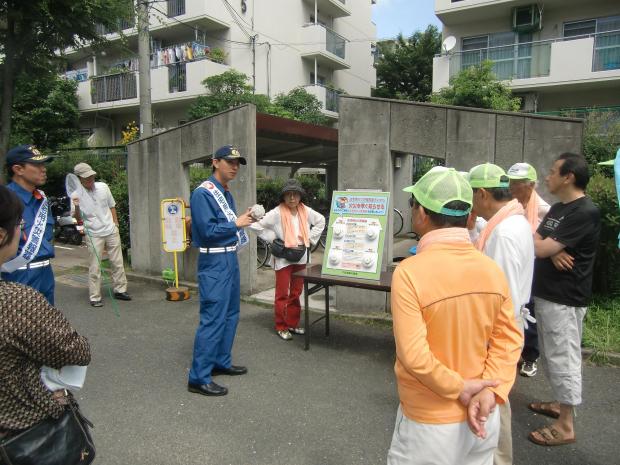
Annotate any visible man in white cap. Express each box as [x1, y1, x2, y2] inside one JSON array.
[[71, 162, 131, 307], [507, 162, 551, 378], [468, 163, 532, 465], [388, 167, 522, 465]]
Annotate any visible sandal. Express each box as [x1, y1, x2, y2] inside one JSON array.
[[528, 425, 576, 446], [528, 401, 560, 419]]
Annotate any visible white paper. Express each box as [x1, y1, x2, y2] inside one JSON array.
[[40, 365, 88, 392]]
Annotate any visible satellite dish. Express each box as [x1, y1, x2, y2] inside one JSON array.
[[442, 36, 457, 54]]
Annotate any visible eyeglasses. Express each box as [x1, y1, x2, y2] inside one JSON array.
[[18, 219, 25, 231]]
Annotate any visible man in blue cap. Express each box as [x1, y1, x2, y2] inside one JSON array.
[[1, 145, 55, 304], [187, 145, 255, 396]]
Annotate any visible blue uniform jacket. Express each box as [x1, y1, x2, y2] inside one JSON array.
[[7, 181, 55, 260], [190, 176, 240, 248]]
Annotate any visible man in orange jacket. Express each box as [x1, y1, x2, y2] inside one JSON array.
[[388, 167, 523, 465]]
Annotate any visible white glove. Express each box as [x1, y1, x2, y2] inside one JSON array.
[[250, 204, 265, 220]]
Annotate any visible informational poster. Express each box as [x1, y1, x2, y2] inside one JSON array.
[[321, 191, 390, 280], [161, 198, 188, 252]]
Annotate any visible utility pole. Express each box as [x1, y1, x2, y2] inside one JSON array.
[[251, 34, 257, 93], [137, 0, 153, 137]]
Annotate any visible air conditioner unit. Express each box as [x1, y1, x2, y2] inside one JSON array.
[[512, 5, 542, 33]]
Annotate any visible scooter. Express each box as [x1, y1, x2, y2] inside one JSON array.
[[49, 196, 84, 245]]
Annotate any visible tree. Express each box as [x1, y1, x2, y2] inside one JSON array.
[[10, 70, 80, 151], [188, 70, 329, 126], [373, 25, 442, 102], [273, 87, 328, 126], [0, 0, 131, 182], [430, 61, 521, 111]]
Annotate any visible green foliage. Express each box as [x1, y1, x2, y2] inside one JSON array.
[[10, 70, 80, 151], [187, 70, 329, 125], [373, 25, 442, 102], [430, 61, 521, 111], [582, 111, 620, 168], [273, 88, 329, 125], [583, 295, 620, 360], [587, 172, 620, 295], [208, 47, 226, 64], [108, 170, 130, 252], [189, 166, 212, 192], [256, 175, 327, 212]]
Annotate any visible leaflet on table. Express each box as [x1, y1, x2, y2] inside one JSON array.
[[322, 191, 389, 280]]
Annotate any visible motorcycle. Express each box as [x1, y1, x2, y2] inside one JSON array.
[[49, 196, 84, 245]]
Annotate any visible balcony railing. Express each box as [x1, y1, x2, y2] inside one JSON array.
[[91, 73, 137, 104], [167, 0, 185, 17], [326, 87, 339, 112], [326, 28, 346, 59], [168, 63, 187, 93], [448, 29, 620, 81]]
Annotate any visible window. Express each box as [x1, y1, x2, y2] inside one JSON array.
[[563, 20, 596, 39], [168, 63, 186, 93], [460, 31, 545, 80], [564, 16, 620, 71]]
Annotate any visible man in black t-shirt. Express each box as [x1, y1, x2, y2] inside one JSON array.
[[528, 153, 601, 447]]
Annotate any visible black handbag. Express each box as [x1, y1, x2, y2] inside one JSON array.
[[0, 402, 95, 465], [270, 238, 307, 262]]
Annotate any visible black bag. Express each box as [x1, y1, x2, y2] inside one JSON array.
[[270, 239, 307, 262], [0, 402, 95, 465]]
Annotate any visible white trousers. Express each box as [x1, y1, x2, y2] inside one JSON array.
[[387, 405, 500, 465], [493, 401, 512, 465], [87, 228, 127, 301], [534, 297, 586, 406]]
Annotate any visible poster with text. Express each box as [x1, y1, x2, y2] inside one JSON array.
[[321, 191, 390, 280]]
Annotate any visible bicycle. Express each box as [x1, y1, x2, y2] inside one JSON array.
[[256, 236, 271, 269]]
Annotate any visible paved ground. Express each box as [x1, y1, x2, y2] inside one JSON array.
[[51, 243, 619, 465]]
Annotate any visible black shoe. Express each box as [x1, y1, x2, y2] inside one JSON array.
[[90, 300, 103, 307], [212, 365, 248, 376], [114, 292, 132, 301], [187, 382, 228, 396]]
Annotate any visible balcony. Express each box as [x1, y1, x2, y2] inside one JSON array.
[[90, 72, 137, 104], [304, 85, 340, 118], [433, 30, 620, 92], [302, 0, 351, 18], [150, 58, 230, 101], [167, 0, 185, 17], [300, 24, 349, 70]]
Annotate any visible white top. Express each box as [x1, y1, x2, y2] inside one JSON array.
[[71, 181, 116, 237], [483, 214, 534, 323], [250, 205, 325, 271]]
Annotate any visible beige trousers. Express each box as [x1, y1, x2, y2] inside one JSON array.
[[493, 401, 513, 465], [87, 228, 127, 301]]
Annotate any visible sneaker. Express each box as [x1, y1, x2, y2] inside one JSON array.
[[90, 300, 103, 307], [520, 360, 538, 377], [288, 327, 305, 335], [277, 330, 292, 340]]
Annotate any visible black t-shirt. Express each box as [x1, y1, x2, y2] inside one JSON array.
[[533, 196, 600, 307]]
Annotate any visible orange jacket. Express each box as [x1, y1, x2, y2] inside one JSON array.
[[391, 242, 523, 424]]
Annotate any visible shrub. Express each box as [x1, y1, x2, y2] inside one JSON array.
[[588, 173, 620, 296]]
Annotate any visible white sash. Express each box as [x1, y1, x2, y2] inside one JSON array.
[[199, 180, 249, 249], [1, 190, 49, 273]]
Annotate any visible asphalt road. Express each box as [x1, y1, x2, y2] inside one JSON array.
[[51, 245, 619, 465]]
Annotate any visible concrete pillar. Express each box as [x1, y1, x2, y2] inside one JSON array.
[[336, 97, 392, 314]]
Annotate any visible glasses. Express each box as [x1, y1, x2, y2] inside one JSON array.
[[18, 219, 25, 231]]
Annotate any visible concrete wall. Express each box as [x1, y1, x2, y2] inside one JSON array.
[[127, 105, 258, 294], [337, 95, 584, 313]]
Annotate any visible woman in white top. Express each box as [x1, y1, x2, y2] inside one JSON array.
[[250, 179, 325, 340]]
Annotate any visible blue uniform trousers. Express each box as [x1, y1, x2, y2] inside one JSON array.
[[1, 266, 55, 305], [189, 251, 240, 385]]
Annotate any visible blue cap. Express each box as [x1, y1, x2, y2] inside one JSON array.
[[213, 145, 246, 165], [6, 145, 52, 166]]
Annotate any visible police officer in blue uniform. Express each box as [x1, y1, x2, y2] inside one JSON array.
[[1, 145, 55, 304], [187, 145, 255, 397]]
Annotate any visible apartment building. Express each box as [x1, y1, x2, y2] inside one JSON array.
[[64, 0, 377, 145], [432, 0, 620, 112]]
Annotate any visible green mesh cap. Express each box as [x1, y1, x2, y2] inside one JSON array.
[[403, 167, 472, 216], [507, 162, 537, 181], [468, 163, 509, 188]]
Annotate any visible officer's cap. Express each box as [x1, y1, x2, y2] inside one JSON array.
[[6, 145, 53, 166], [213, 145, 246, 165]]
